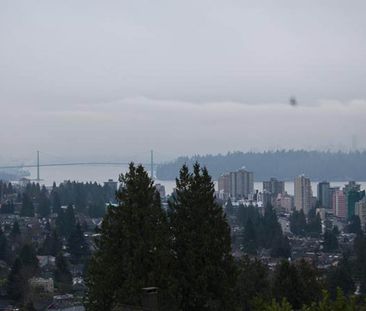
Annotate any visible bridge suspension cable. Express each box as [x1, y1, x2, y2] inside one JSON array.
[[0, 150, 161, 181]]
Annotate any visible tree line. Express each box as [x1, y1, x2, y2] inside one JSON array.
[[289, 209, 322, 237], [156, 150, 366, 180], [0, 180, 116, 218], [226, 200, 291, 258]]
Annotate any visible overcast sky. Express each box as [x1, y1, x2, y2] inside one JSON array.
[[1, 0, 366, 163]]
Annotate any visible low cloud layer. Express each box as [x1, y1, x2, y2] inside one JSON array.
[[1, 1, 366, 163], [1, 98, 365, 163]]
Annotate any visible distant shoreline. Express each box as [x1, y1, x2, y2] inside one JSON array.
[[156, 150, 366, 181]]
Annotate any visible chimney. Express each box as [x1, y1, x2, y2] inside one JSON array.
[[142, 287, 159, 311]]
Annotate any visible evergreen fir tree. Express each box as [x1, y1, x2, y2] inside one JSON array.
[[0, 228, 9, 263], [262, 204, 284, 250], [56, 204, 75, 238], [54, 253, 72, 287], [326, 256, 355, 299], [52, 190, 62, 214], [44, 220, 52, 233], [236, 256, 270, 310], [332, 225, 340, 236], [323, 229, 339, 252], [7, 258, 25, 301], [20, 193, 34, 217], [272, 259, 322, 309], [353, 233, 366, 293], [11, 220, 21, 238], [169, 163, 237, 310], [19, 244, 39, 276], [7, 244, 39, 303], [85, 163, 173, 310], [65, 204, 76, 230], [243, 218, 257, 255], [347, 215, 362, 234], [0, 200, 14, 214], [307, 211, 322, 236], [24, 301, 36, 311], [68, 222, 89, 264], [88, 202, 106, 218], [270, 235, 291, 259], [37, 186, 51, 218], [225, 198, 234, 218], [39, 230, 62, 257], [289, 209, 307, 236]]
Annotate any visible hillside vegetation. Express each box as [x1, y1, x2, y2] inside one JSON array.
[[156, 150, 366, 181]]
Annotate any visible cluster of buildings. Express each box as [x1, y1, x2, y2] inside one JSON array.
[[218, 169, 291, 210], [319, 181, 365, 222], [217, 168, 254, 200], [219, 169, 366, 271], [294, 177, 365, 222], [218, 168, 366, 226], [0, 212, 90, 310]]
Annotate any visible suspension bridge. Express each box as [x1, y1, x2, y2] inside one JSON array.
[[0, 150, 159, 182]]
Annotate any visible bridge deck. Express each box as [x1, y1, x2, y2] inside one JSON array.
[[0, 162, 159, 170]]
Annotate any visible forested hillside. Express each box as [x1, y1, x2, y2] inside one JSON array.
[[156, 150, 366, 181]]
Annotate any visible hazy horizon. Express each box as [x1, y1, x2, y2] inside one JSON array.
[[1, 0, 366, 163]]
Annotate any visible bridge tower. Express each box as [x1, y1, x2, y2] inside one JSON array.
[[150, 150, 154, 179], [36, 150, 40, 182]]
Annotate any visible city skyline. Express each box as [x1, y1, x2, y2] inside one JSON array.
[[1, 1, 366, 309]]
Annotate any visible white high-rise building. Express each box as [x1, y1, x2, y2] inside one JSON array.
[[294, 175, 312, 214], [218, 168, 254, 200], [355, 197, 366, 229]]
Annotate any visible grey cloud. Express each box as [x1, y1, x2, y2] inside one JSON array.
[[0, 0, 365, 162]]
